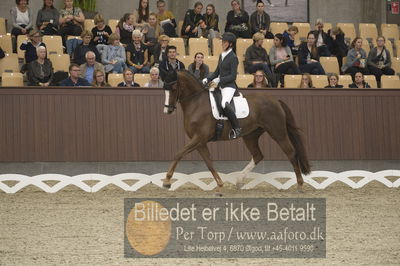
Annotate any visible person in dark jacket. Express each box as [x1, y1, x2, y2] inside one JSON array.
[[27, 46, 53, 86], [348, 71, 371, 88], [59, 63, 91, 86], [202, 32, 241, 139], [249, 0, 272, 38], [327, 26, 348, 71], [181, 2, 204, 38], [298, 32, 325, 74], [324, 73, 343, 88], [116, 13, 135, 47], [311, 18, 331, 56], [117, 68, 140, 87], [244, 32, 275, 86], [20, 30, 46, 65], [152, 34, 169, 66], [73, 30, 101, 65], [36, 0, 59, 35], [225, 0, 251, 38], [367, 36, 395, 85], [159, 45, 185, 81]]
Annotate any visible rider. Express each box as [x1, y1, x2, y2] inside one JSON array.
[[202, 32, 242, 139]]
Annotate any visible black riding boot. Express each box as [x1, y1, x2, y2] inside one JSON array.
[[223, 102, 242, 139]]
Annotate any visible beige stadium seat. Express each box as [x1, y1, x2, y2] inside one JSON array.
[[108, 73, 124, 87], [176, 55, 193, 68], [270, 22, 288, 35], [364, 75, 377, 88], [337, 23, 356, 42], [237, 55, 245, 74], [236, 74, 254, 88], [0, 17, 6, 35], [1, 72, 24, 87], [381, 79, 400, 89], [359, 23, 378, 42], [361, 40, 370, 55], [338, 75, 352, 88], [17, 35, 29, 60], [381, 75, 399, 82], [188, 37, 209, 56], [48, 54, 70, 72], [395, 40, 400, 57], [292, 22, 311, 41], [84, 19, 95, 31], [108, 19, 119, 33], [212, 38, 222, 56], [204, 56, 218, 72], [134, 73, 150, 87], [0, 34, 13, 54], [236, 38, 253, 58], [169, 37, 185, 56], [381, 24, 399, 43], [262, 39, 274, 53], [391, 57, 400, 75], [0, 53, 19, 73], [320, 56, 340, 75], [284, 74, 302, 88], [43, 35, 63, 55], [311, 75, 328, 88], [177, 20, 183, 37]]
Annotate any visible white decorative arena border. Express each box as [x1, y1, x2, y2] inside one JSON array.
[[0, 170, 399, 193]]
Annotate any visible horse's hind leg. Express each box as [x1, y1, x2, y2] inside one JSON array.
[[237, 129, 265, 188], [163, 136, 201, 189], [197, 144, 224, 196]]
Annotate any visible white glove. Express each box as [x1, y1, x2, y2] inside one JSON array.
[[202, 78, 208, 85], [212, 77, 220, 85]]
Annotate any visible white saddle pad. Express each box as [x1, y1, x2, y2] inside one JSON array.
[[209, 91, 249, 120]]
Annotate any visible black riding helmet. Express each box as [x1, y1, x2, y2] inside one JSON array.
[[221, 32, 237, 52]]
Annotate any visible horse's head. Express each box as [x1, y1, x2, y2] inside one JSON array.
[[163, 71, 178, 114]]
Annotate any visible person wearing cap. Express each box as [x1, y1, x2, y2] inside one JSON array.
[[202, 32, 242, 139], [245, 32, 276, 86]]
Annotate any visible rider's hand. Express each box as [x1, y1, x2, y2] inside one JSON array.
[[212, 77, 220, 84], [202, 78, 208, 85]]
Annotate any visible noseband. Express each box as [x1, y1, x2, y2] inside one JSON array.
[[163, 80, 179, 111]]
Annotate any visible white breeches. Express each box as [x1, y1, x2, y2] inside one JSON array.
[[221, 87, 236, 108]]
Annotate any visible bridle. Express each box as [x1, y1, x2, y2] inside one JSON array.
[[163, 79, 207, 111]]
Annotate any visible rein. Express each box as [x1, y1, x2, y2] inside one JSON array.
[[164, 79, 207, 110]]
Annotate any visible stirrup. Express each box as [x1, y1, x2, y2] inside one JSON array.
[[229, 128, 242, 139]]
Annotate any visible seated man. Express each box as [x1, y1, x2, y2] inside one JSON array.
[[80, 51, 105, 84], [73, 30, 101, 66], [59, 63, 91, 86], [159, 45, 185, 81], [245, 32, 275, 87]]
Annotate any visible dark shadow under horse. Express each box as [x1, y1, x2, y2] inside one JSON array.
[[163, 70, 310, 194]]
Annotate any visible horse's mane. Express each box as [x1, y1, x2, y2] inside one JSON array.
[[177, 70, 204, 91]]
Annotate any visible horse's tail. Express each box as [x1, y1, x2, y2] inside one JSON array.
[[279, 100, 311, 175]]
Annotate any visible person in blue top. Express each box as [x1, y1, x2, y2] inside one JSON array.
[[59, 63, 91, 86]]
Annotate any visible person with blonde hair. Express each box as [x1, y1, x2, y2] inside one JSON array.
[[73, 30, 101, 65], [144, 67, 164, 87], [91, 14, 112, 46], [59, 0, 84, 39], [143, 13, 161, 57], [298, 73, 314, 88], [20, 30, 46, 65], [117, 68, 140, 87], [324, 73, 343, 88], [92, 69, 110, 87], [102, 33, 126, 73], [248, 69, 270, 88], [153, 34, 170, 65], [311, 18, 331, 56], [327, 26, 347, 70]]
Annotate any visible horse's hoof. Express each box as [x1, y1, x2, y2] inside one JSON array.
[[235, 181, 245, 190], [297, 184, 304, 193], [163, 183, 171, 189]]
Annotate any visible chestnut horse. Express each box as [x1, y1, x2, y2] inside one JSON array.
[[163, 70, 310, 194]]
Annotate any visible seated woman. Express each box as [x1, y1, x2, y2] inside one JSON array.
[[152, 35, 170, 66], [283, 26, 300, 56], [10, 0, 33, 40], [327, 26, 348, 71], [20, 30, 46, 65], [27, 46, 53, 86], [117, 68, 140, 87], [225, 0, 251, 38], [92, 69, 110, 87], [102, 33, 126, 73], [36, 0, 59, 35], [188, 52, 209, 81], [341, 37, 369, 79], [298, 32, 325, 75], [349, 71, 371, 88], [156, 0, 177, 37], [132, 0, 150, 31], [143, 13, 160, 58], [73, 30, 101, 65], [269, 33, 300, 87], [144, 67, 164, 87], [324, 73, 343, 88], [367, 36, 395, 86], [59, 0, 84, 40], [198, 4, 220, 47], [126, 30, 150, 74], [247, 69, 270, 88], [116, 13, 135, 47], [91, 14, 112, 48], [181, 2, 204, 38], [298, 73, 314, 88], [311, 18, 331, 56]]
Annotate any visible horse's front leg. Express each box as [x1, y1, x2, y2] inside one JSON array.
[[163, 136, 201, 189]]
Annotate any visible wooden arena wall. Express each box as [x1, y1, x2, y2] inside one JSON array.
[[0, 87, 399, 161]]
